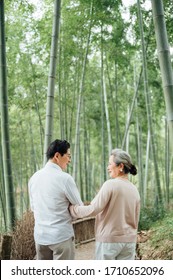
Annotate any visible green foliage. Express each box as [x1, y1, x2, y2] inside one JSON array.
[[138, 209, 173, 259], [150, 211, 173, 244], [1, 0, 173, 230], [138, 206, 166, 231]]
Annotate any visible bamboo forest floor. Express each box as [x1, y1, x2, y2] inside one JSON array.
[[75, 209, 173, 260], [1, 211, 173, 260], [75, 241, 95, 260], [1, 230, 173, 260]]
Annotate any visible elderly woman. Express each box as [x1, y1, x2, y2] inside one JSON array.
[[70, 149, 140, 260]]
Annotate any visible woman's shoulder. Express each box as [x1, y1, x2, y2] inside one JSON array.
[[103, 178, 133, 188], [102, 178, 119, 187]]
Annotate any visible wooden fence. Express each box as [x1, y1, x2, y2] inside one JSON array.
[[0, 214, 95, 260]]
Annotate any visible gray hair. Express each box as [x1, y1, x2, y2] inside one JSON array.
[[111, 148, 137, 175]]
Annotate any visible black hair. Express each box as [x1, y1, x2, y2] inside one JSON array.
[[129, 164, 137, 175], [46, 139, 70, 160]]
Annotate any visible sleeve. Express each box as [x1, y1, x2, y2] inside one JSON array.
[[28, 178, 34, 211], [69, 181, 113, 218], [65, 175, 83, 206], [69, 204, 95, 218], [136, 200, 141, 229]]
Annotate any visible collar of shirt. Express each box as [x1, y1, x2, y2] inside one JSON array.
[[45, 161, 62, 171]]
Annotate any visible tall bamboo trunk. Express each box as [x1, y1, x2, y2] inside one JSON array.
[[100, 27, 107, 183], [135, 100, 144, 207], [72, 1, 93, 182], [137, 0, 162, 204], [144, 130, 150, 207], [105, 57, 121, 147], [121, 68, 142, 149], [103, 72, 112, 155], [0, 136, 7, 231], [83, 99, 89, 201], [121, 27, 152, 150], [165, 117, 170, 205], [151, 0, 173, 150], [43, 0, 61, 165], [30, 62, 44, 156], [114, 62, 121, 147], [0, 0, 16, 230]]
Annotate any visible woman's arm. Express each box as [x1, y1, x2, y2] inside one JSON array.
[[69, 180, 112, 218]]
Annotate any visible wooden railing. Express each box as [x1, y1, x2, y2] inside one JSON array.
[[0, 216, 95, 259], [73, 217, 95, 245]]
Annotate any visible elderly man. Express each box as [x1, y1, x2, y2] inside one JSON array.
[[28, 139, 83, 260]]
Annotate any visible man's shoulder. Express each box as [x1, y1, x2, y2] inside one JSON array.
[[29, 168, 43, 181], [60, 172, 74, 182], [56, 172, 77, 190], [33, 168, 44, 176]]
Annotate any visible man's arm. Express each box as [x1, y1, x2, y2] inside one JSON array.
[[65, 175, 83, 205]]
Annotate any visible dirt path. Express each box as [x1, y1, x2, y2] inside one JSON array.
[[74, 233, 147, 260], [75, 241, 95, 260]]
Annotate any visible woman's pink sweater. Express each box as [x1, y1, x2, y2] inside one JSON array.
[[70, 178, 140, 243]]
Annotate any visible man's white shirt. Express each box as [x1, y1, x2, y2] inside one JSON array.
[[28, 162, 83, 245]]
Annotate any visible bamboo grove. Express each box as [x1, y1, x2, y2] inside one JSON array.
[[0, 0, 173, 232]]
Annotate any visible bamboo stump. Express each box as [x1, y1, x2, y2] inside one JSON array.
[[0, 235, 12, 260]]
